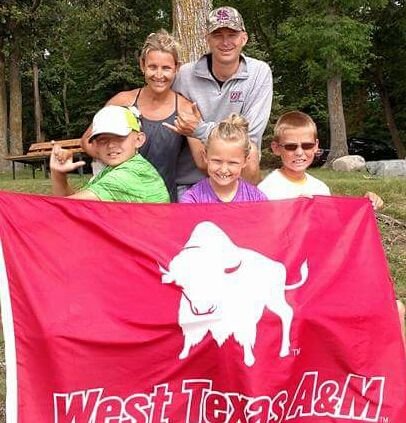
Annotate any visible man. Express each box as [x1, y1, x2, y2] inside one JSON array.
[[166, 6, 273, 193], [51, 105, 170, 203]]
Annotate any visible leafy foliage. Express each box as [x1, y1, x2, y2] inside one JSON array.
[[0, 0, 404, 154]]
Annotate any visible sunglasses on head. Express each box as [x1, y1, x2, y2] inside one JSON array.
[[278, 142, 316, 151]]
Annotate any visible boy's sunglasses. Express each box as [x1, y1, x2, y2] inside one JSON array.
[[278, 142, 316, 151]]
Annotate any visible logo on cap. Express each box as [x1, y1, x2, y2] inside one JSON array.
[[207, 6, 245, 33], [216, 8, 231, 23]]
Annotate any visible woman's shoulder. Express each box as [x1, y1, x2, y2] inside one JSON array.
[[106, 89, 139, 107]]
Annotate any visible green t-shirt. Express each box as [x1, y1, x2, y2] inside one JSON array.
[[84, 154, 170, 203]]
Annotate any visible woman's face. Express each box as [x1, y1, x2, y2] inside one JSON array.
[[141, 50, 178, 94]]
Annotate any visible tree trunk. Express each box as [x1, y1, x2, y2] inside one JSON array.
[[0, 39, 9, 172], [62, 51, 70, 137], [33, 61, 44, 142], [172, 0, 212, 63], [62, 79, 70, 137], [326, 73, 348, 162], [375, 67, 406, 159], [9, 38, 23, 155]]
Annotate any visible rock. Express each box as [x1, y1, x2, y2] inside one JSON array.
[[332, 155, 366, 172], [366, 160, 406, 177]]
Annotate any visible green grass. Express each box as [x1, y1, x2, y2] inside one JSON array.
[[309, 168, 406, 221], [0, 168, 89, 195], [0, 167, 405, 421]]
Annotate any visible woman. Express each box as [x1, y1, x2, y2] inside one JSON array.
[[81, 30, 204, 202]]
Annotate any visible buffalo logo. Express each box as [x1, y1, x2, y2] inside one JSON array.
[[159, 221, 308, 367]]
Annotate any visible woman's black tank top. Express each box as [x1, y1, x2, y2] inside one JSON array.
[[134, 89, 186, 202]]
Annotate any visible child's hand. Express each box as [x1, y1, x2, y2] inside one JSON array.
[[53, 143, 71, 164], [364, 191, 383, 210], [50, 144, 86, 174]]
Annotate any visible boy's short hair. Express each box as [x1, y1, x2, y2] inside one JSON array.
[[274, 111, 318, 142], [90, 105, 142, 142]]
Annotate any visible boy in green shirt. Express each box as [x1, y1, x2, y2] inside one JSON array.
[[51, 105, 169, 203]]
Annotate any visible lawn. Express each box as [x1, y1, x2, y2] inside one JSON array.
[[0, 166, 405, 422]]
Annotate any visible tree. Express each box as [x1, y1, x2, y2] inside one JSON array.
[[0, 37, 8, 171], [275, 0, 387, 162], [370, 0, 406, 158], [172, 0, 212, 63]]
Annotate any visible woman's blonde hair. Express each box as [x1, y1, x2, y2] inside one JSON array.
[[273, 111, 318, 142], [140, 29, 181, 65], [207, 113, 251, 157]]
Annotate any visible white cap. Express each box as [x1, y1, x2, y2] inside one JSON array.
[[90, 105, 141, 142]]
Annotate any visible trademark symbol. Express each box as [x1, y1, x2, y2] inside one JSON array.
[[380, 416, 389, 423], [291, 348, 301, 356]]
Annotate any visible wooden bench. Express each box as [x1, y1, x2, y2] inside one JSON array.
[[5, 139, 85, 179]]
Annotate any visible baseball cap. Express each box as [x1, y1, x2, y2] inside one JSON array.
[[207, 6, 245, 33], [89, 105, 142, 142]]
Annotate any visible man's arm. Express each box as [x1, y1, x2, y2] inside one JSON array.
[[170, 95, 207, 172], [171, 62, 221, 140], [242, 142, 261, 184], [237, 61, 273, 184], [162, 101, 202, 138], [240, 62, 273, 147], [187, 137, 206, 171], [171, 59, 273, 148]]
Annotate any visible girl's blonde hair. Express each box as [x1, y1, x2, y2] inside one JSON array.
[[140, 29, 181, 65], [207, 113, 251, 157], [273, 111, 318, 142]]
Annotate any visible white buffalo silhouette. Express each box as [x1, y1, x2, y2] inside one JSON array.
[[160, 221, 308, 366]]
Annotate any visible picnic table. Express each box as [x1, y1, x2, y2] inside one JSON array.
[[5, 139, 85, 179]]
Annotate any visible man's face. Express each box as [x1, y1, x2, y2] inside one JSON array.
[[207, 28, 248, 66], [94, 132, 144, 167]]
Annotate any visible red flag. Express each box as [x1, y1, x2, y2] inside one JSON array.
[[0, 191, 404, 422]]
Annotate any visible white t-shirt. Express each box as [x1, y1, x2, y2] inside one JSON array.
[[258, 169, 331, 200]]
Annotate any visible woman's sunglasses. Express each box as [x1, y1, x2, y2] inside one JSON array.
[[278, 142, 316, 151]]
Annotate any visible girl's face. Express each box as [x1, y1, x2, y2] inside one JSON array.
[[141, 50, 178, 94], [205, 137, 248, 189]]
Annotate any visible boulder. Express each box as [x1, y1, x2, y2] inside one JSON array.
[[332, 155, 366, 172], [366, 160, 406, 177]]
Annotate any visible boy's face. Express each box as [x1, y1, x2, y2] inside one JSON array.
[[271, 127, 318, 178], [93, 132, 145, 167]]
